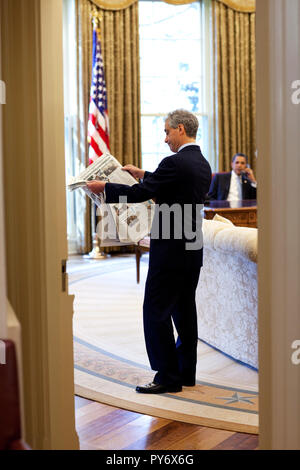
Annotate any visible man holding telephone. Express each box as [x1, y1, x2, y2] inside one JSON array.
[[206, 153, 257, 201]]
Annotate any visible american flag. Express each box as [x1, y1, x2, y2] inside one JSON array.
[[88, 22, 110, 165]]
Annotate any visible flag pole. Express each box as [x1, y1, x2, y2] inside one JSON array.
[[84, 9, 108, 260]]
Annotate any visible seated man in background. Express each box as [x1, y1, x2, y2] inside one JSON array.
[[206, 153, 257, 201]]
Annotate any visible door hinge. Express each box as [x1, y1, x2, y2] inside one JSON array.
[[61, 259, 67, 292]]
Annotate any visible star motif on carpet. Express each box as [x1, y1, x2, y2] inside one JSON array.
[[215, 392, 257, 405]]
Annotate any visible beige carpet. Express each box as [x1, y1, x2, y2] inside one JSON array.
[[68, 254, 258, 434]]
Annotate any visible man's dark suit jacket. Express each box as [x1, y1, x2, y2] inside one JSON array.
[[206, 172, 257, 201], [104, 145, 212, 387], [105, 146, 211, 216], [105, 146, 212, 243]]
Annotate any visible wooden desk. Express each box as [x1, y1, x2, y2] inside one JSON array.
[[204, 200, 257, 228]]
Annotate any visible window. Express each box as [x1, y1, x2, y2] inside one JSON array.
[[139, 0, 214, 172]]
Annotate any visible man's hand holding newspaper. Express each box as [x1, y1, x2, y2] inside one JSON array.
[[68, 154, 154, 246], [86, 180, 106, 194], [121, 164, 145, 181], [86, 164, 145, 194]]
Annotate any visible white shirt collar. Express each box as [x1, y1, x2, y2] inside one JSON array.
[[178, 142, 198, 152], [231, 170, 240, 179]]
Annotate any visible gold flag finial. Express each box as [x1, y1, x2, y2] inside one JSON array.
[[91, 6, 103, 29]]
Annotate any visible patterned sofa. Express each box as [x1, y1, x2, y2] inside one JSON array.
[[196, 216, 258, 369]]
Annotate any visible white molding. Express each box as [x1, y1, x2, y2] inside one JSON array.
[[0, 74, 7, 339]]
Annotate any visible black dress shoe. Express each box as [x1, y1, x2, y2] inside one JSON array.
[[135, 382, 182, 394]]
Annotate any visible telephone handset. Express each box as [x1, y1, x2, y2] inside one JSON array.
[[241, 164, 250, 178]]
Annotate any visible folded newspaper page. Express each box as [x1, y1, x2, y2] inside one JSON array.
[[68, 153, 154, 246]]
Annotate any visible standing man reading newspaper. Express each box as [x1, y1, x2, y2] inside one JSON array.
[[87, 109, 212, 394]]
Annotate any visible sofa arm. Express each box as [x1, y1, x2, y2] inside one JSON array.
[[214, 227, 257, 263]]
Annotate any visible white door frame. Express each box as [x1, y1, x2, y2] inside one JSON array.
[[1, 0, 79, 450], [257, 0, 300, 450]]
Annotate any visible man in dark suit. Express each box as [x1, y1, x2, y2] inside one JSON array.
[[87, 109, 212, 394], [207, 153, 257, 201]]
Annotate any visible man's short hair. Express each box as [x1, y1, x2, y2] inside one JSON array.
[[166, 109, 199, 138], [232, 153, 248, 163]]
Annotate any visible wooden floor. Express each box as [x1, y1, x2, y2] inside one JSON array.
[[75, 395, 259, 450]]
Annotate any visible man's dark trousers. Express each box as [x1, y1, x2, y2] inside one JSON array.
[[143, 238, 202, 387]]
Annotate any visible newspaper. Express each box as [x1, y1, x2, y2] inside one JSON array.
[[68, 153, 154, 246]]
